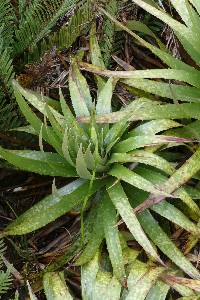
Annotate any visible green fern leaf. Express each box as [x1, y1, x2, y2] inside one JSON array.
[[14, 0, 80, 55], [100, 0, 118, 66], [0, 239, 11, 296], [0, 0, 16, 47], [28, 0, 93, 62]]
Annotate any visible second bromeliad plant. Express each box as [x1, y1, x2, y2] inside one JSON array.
[[2, 1, 200, 297]]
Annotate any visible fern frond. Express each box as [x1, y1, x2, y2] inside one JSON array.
[[0, 26, 22, 130], [0, 270, 12, 296], [18, 0, 27, 18], [0, 240, 6, 269], [14, 0, 80, 55], [49, 0, 93, 50], [28, 0, 93, 62], [0, 29, 15, 97], [0, 239, 11, 296], [100, 0, 118, 66], [0, 0, 16, 47]]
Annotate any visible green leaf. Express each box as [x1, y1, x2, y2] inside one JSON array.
[[92, 272, 121, 300], [136, 147, 200, 214], [43, 272, 73, 300], [123, 78, 200, 103], [104, 115, 130, 153], [126, 262, 164, 300], [84, 145, 95, 170], [81, 251, 99, 300], [69, 60, 93, 117], [114, 135, 193, 153], [79, 102, 200, 124], [59, 88, 86, 138], [0, 149, 76, 177], [109, 165, 171, 196], [107, 181, 162, 263], [102, 193, 125, 282], [96, 77, 116, 115], [13, 80, 64, 126], [5, 179, 106, 235], [76, 199, 105, 266], [109, 151, 174, 175], [45, 104, 63, 140], [152, 201, 200, 236], [44, 121, 63, 156], [146, 280, 170, 300], [138, 210, 200, 279], [135, 165, 200, 220], [131, 0, 200, 65], [116, 19, 165, 49], [89, 23, 105, 91], [90, 23, 105, 70], [128, 119, 181, 137], [161, 147, 200, 196], [62, 128, 75, 166], [76, 145, 92, 179], [78, 66, 200, 88]]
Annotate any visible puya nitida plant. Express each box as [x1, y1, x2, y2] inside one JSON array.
[[2, 23, 200, 298]]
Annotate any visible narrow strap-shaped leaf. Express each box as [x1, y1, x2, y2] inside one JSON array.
[[13, 83, 46, 136], [89, 23, 105, 91], [69, 60, 93, 117], [126, 264, 164, 300], [79, 102, 200, 124], [96, 77, 116, 115], [59, 88, 86, 138], [76, 145, 92, 179], [109, 151, 174, 175], [146, 280, 170, 300], [0, 148, 76, 177], [92, 272, 121, 300], [109, 165, 171, 196], [13, 80, 64, 126], [102, 193, 125, 282], [62, 128, 75, 166], [151, 201, 200, 236], [81, 251, 99, 300], [78, 65, 200, 88], [123, 78, 200, 103], [44, 122, 63, 156], [191, 0, 200, 15], [162, 147, 200, 194], [114, 135, 193, 153], [96, 77, 116, 138], [135, 147, 200, 214], [43, 272, 73, 300], [135, 165, 200, 220], [76, 199, 105, 266], [138, 210, 200, 279], [45, 104, 63, 140], [131, 0, 200, 64], [107, 181, 162, 263], [128, 119, 181, 137], [5, 178, 106, 235], [13, 82, 62, 153]]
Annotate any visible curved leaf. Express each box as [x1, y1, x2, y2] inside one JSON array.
[[43, 272, 73, 300], [5, 179, 106, 235], [107, 181, 163, 264], [0, 148, 76, 177]]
